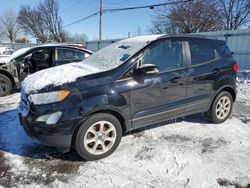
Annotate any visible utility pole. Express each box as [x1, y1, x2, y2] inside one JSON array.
[[128, 32, 131, 38], [99, 0, 103, 41]]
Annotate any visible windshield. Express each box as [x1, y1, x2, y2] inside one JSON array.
[[81, 35, 162, 70]]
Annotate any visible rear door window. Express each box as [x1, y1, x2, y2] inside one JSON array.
[[56, 48, 87, 61], [189, 40, 215, 65]]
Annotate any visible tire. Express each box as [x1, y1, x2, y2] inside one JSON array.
[[204, 91, 233, 124], [0, 74, 12, 97], [75, 113, 122, 161]]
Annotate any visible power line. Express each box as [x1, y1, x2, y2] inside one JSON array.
[[61, 0, 98, 24], [104, 0, 191, 12], [105, 0, 134, 7], [63, 11, 100, 27], [63, 0, 192, 28]]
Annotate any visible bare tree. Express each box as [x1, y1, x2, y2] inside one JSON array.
[[18, 0, 68, 43], [38, 0, 67, 42], [150, 0, 223, 34], [218, 0, 250, 30], [0, 23, 4, 41], [18, 5, 50, 43], [0, 8, 20, 47]]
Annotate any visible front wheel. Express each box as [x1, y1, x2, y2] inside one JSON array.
[[0, 74, 12, 97], [204, 91, 233, 124], [75, 113, 122, 161]]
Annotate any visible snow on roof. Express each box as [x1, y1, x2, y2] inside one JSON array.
[[120, 34, 163, 42], [22, 35, 162, 94]]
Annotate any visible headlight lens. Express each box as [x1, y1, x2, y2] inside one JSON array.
[[29, 90, 70, 105]]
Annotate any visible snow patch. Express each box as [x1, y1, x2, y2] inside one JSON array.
[[0, 79, 250, 187], [0, 93, 20, 112], [0, 55, 11, 64]]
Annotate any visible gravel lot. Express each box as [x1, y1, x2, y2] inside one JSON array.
[[0, 77, 250, 188]]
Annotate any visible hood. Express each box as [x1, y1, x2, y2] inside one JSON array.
[[10, 47, 33, 60], [22, 62, 101, 94], [0, 55, 11, 65]]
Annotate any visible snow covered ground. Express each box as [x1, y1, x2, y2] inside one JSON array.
[[0, 74, 250, 188]]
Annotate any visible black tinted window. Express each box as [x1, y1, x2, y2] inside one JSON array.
[[189, 40, 215, 65], [142, 40, 183, 72], [32, 50, 49, 61]]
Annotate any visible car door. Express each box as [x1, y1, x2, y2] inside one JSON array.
[[54, 48, 87, 66], [129, 38, 189, 128], [185, 39, 221, 115]]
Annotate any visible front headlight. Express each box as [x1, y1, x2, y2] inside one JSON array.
[[29, 90, 70, 105]]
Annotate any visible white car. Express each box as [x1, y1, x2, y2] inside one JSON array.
[[0, 47, 14, 55]]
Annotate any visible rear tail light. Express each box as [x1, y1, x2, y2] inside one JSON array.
[[233, 63, 239, 73]]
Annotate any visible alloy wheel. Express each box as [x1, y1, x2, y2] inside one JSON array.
[[84, 120, 117, 155], [215, 96, 231, 120]]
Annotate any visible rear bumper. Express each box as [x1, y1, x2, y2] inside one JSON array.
[[19, 113, 74, 150]]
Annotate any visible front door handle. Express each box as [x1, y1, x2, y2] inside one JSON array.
[[171, 77, 183, 83]]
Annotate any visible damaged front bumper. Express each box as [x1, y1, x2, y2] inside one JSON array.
[[18, 113, 73, 151], [17, 91, 81, 152]]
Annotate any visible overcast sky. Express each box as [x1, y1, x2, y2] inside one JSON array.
[[0, 0, 165, 40]]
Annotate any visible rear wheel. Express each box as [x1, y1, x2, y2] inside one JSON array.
[[204, 91, 233, 123], [75, 113, 122, 161], [0, 74, 12, 97]]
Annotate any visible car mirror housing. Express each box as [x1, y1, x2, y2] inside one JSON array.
[[133, 64, 159, 83]]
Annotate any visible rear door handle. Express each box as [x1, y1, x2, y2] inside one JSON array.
[[171, 77, 183, 83]]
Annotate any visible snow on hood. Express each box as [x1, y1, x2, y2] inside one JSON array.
[[0, 55, 11, 64], [22, 34, 163, 94], [10, 47, 32, 60], [22, 63, 100, 94]]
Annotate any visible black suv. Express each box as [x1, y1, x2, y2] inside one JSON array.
[[18, 35, 238, 161]]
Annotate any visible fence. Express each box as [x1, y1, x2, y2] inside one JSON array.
[[0, 43, 37, 51], [84, 39, 120, 52], [1, 29, 250, 70], [198, 29, 250, 70]]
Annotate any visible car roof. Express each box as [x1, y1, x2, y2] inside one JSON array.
[[120, 34, 164, 43], [30, 44, 93, 53], [119, 34, 224, 46], [158, 34, 224, 42]]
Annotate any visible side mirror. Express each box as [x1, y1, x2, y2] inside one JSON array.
[[133, 64, 159, 83]]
